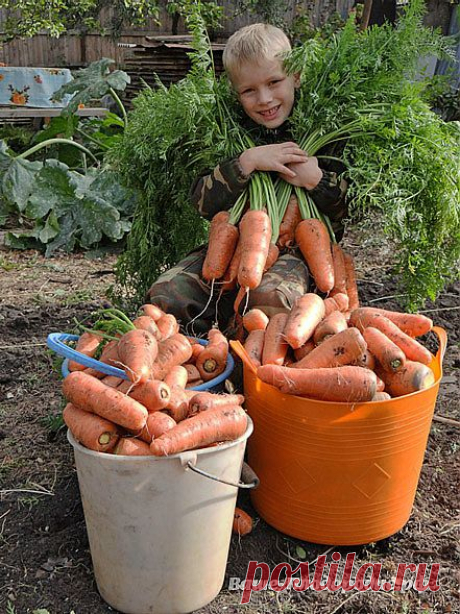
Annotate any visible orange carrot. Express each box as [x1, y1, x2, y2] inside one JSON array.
[[68, 331, 103, 372], [137, 412, 177, 443], [362, 327, 406, 372], [284, 293, 325, 349], [261, 312, 289, 366], [232, 507, 253, 536], [99, 339, 120, 368], [156, 313, 180, 340], [313, 310, 348, 344], [350, 307, 432, 337], [114, 438, 152, 456], [330, 292, 349, 313], [295, 219, 334, 293], [164, 365, 188, 389], [293, 339, 315, 362], [188, 392, 245, 415], [376, 361, 435, 397], [371, 392, 392, 402], [151, 333, 193, 380], [375, 374, 385, 392], [190, 341, 205, 361], [163, 385, 190, 422], [117, 329, 158, 384], [243, 309, 269, 332], [202, 211, 239, 281], [237, 210, 271, 290], [352, 349, 376, 371], [132, 315, 161, 340], [184, 363, 201, 385], [141, 304, 165, 321], [150, 405, 248, 456], [292, 328, 367, 369], [100, 375, 124, 388], [343, 252, 360, 311], [323, 296, 340, 316], [118, 378, 171, 412], [63, 402, 120, 453], [196, 329, 229, 381], [349, 310, 432, 365], [221, 237, 242, 291], [257, 364, 377, 402], [244, 329, 265, 368], [63, 371, 148, 431], [330, 243, 348, 295], [264, 243, 280, 273], [278, 194, 301, 248]]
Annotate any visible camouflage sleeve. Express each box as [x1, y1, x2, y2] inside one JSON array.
[[308, 169, 348, 241], [190, 157, 251, 220]]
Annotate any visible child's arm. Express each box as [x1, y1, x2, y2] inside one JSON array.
[[191, 143, 307, 220]]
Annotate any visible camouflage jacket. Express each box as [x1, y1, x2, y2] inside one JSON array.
[[190, 113, 349, 241]]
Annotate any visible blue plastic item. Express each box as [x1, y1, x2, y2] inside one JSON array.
[[47, 332, 234, 392]]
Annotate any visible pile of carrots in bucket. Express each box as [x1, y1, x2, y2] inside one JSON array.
[[61, 305, 247, 456], [240, 294, 435, 402]]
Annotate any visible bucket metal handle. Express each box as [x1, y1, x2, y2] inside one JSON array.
[[179, 452, 259, 489]]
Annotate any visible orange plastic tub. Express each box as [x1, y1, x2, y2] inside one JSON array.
[[231, 327, 447, 546]]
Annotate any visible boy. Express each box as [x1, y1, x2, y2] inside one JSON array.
[[147, 23, 348, 333]]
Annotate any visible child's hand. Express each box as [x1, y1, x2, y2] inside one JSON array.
[[278, 157, 323, 190], [239, 143, 307, 177]]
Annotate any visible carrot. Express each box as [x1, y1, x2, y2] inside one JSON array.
[[352, 349, 376, 371], [284, 293, 325, 349], [196, 329, 229, 381], [323, 296, 339, 316], [261, 312, 289, 366], [99, 339, 120, 368], [350, 307, 432, 337], [221, 237, 242, 291], [330, 243, 348, 295], [190, 341, 205, 361], [313, 310, 348, 345], [376, 361, 435, 397], [151, 333, 193, 380], [137, 412, 177, 443], [293, 339, 315, 362], [243, 309, 269, 332], [375, 374, 386, 392], [232, 507, 253, 536], [258, 364, 377, 402], [141, 303, 165, 321], [164, 365, 188, 389], [184, 363, 201, 385], [63, 402, 120, 453], [264, 243, 280, 273], [100, 375, 124, 388], [188, 392, 245, 415], [132, 315, 161, 340], [295, 218, 334, 293], [118, 378, 171, 412], [371, 392, 392, 402], [114, 437, 152, 456], [362, 327, 406, 372], [202, 211, 240, 281], [156, 313, 180, 340], [149, 405, 248, 456], [237, 210, 271, 290], [278, 194, 301, 249], [292, 328, 367, 369], [330, 292, 349, 313], [343, 252, 360, 311], [163, 385, 190, 422], [117, 329, 158, 384], [63, 371, 148, 431], [244, 329, 265, 368], [68, 331, 103, 371], [349, 310, 432, 365]]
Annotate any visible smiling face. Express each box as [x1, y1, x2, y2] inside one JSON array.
[[231, 57, 299, 129]]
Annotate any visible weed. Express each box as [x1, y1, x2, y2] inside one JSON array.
[[0, 257, 22, 272], [62, 289, 93, 306], [40, 412, 64, 434], [6, 601, 17, 614]]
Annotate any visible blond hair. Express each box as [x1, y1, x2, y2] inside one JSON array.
[[223, 23, 291, 79]]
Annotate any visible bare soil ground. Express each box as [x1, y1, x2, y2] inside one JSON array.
[[0, 228, 459, 614]]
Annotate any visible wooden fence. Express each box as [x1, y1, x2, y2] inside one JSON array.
[[0, 0, 352, 68]]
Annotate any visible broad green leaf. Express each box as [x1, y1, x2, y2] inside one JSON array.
[[26, 162, 75, 218], [73, 197, 123, 247], [33, 115, 79, 143], [2, 158, 42, 212], [53, 59, 130, 113], [4, 230, 41, 250], [38, 210, 60, 243], [44, 215, 78, 256], [80, 169, 138, 215]]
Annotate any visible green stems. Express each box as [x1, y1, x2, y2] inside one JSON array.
[[109, 87, 128, 129], [17, 138, 99, 166]]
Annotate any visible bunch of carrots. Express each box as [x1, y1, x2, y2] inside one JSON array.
[[202, 196, 357, 314], [61, 305, 248, 456], [236, 278, 435, 403]]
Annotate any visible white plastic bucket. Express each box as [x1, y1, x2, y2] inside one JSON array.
[[67, 418, 253, 614]]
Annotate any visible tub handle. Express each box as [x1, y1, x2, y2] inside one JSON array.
[[183, 458, 259, 489], [432, 326, 447, 364]]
